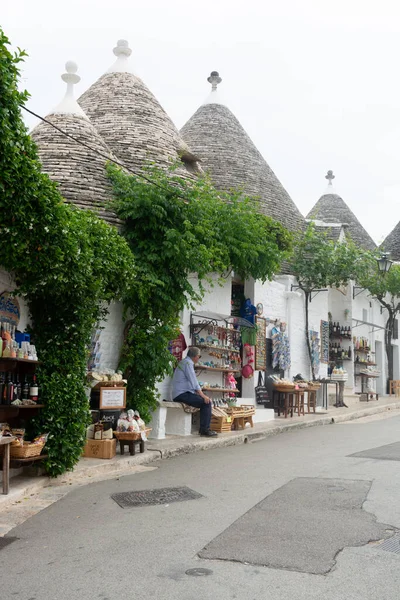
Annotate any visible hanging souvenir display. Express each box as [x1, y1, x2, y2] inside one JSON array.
[[271, 326, 291, 371], [255, 316, 266, 371], [320, 320, 329, 364], [168, 331, 187, 363], [240, 298, 257, 324], [309, 330, 320, 375]]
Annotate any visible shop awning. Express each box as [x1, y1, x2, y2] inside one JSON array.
[[191, 311, 256, 329]]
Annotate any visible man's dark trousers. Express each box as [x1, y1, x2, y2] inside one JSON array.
[[173, 392, 212, 431]]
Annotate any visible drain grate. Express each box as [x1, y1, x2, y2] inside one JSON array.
[[0, 537, 18, 551], [111, 486, 203, 508], [376, 534, 400, 555]]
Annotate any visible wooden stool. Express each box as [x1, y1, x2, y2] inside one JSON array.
[[1, 437, 15, 495], [293, 390, 305, 416], [389, 381, 400, 397], [307, 389, 317, 413], [119, 439, 146, 456], [273, 390, 294, 418], [232, 415, 254, 430]]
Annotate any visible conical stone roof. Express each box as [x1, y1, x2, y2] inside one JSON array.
[[79, 40, 200, 177], [306, 171, 376, 250], [180, 72, 304, 232], [381, 221, 400, 261], [31, 62, 121, 226]]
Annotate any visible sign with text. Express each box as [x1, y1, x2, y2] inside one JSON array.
[[255, 316, 267, 371], [99, 387, 126, 410]]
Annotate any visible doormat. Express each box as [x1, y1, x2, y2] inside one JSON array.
[[0, 537, 18, 551], [199, 478, 391, 574], [349, 441, 400, 462], [111, 486, 203, 508]]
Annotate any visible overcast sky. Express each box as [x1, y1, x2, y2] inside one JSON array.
[[3, 1, 400, 244]]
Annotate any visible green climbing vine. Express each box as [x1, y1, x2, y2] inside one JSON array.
[[0, 30, 135, 476], [108, 163, 292, 420]]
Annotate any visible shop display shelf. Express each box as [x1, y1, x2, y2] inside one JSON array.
[[196, 344, 240, 354], [195, 365, 241, 374], [202, 387, 240, 393], [354, 362, 377, 366]]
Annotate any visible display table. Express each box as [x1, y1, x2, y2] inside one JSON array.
[[1, 436, 15, 495]]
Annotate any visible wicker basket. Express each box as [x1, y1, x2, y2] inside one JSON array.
[[92, 381, 126, 389], [114, 428, 151, 441], [273, 384, 295, 392], [10, 441, 45, 459]]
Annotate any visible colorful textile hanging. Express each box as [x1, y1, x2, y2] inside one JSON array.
[[271, 327, 291, 371]]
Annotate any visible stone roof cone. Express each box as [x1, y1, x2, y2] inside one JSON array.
[[31, 61, 121, 226], [180, 71, 305, 231], [78, 40, 200, 176], [306, 171, 376, 250], [381, 221, 400, 261]]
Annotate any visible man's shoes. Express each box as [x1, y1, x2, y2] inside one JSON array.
[[199, 429, 218, 437]]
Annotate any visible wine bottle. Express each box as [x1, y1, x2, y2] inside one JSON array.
[[29, 375, 39, 402], [22, 377, 30, 402], [14, 374, 21, 402], [0, 372, 5, 405], [6, 373, 14, 405], [348, 346, 352, 359]]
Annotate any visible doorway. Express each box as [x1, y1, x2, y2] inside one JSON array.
[[393, 345, 400, 381], [375, 341, 384, 395]]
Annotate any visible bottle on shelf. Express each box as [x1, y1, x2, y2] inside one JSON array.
[[5, 373, 14, 406], [29, 375, 39, 402], [13, 374, 21, 402], [22, 376, 30, 402], [0, 372, 5, 405]]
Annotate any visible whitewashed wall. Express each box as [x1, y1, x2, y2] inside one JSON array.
[[97, 301, 125, 371], [157, 274, 232, 401]]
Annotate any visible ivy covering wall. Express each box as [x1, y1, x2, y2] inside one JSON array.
[[0, 31, 135, 476]]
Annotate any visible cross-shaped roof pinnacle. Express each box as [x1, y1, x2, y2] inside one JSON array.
[[325, 170, 335, 185]]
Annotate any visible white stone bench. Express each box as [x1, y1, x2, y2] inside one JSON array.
[[148, 401, 194, 439]]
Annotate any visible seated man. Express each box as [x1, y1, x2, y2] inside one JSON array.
[[171, 346, 217, 437]]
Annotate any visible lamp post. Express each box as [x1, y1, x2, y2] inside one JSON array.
[[377, 252, 393, 273]]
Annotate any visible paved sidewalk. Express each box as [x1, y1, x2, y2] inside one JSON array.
[[1, 395, 400, 536]]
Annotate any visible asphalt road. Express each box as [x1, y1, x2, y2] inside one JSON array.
[[2, 413, 400, 600]]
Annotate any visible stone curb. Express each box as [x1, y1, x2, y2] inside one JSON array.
[[1, 400, 400, 514]]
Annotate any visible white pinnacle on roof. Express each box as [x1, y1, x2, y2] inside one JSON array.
[[324, 169, 338, 195], [52, 61, 88, 119], [107, 39, 134, 74], [203, 71, 225, 106]]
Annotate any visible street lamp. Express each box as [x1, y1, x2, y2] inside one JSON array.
[[377, 252, 393, 273]]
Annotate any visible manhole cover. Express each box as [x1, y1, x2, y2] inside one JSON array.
[[185, 568, 213, 577], [111, 486, 203, 508], [0, 537, 18, 551], [376, 534, 400, 555]]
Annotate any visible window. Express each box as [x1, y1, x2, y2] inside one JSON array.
[[393, 319, 399, 340]]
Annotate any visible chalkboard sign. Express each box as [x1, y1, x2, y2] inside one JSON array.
[[320, 320, 329, 364], [99, 387, 126, 410], [255, 316, 267, 371]]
